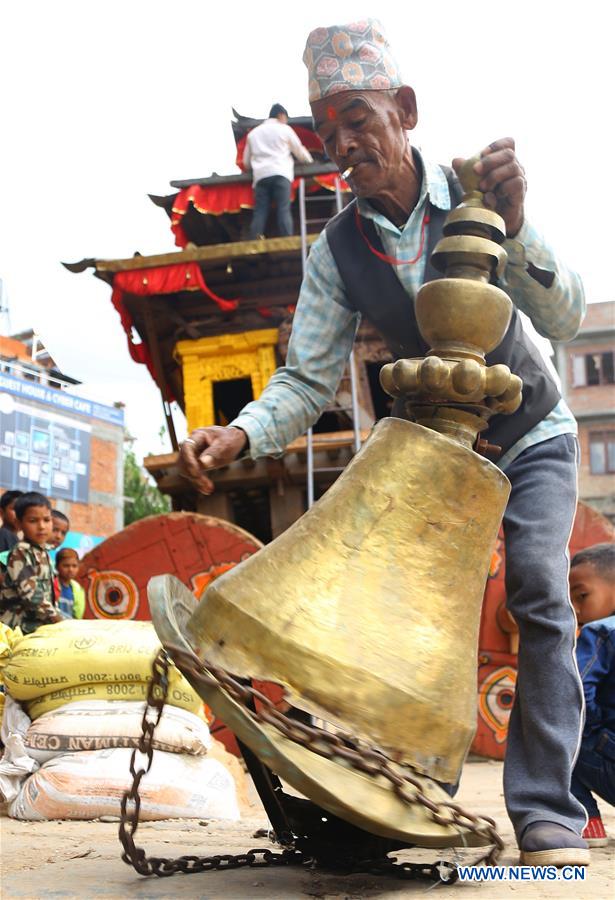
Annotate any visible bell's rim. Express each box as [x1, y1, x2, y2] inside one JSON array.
[[148, 573, 493, 849]]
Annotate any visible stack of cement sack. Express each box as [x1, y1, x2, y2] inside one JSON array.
[[0, 619, 240, 822]]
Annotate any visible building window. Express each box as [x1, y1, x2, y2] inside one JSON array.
[[589, 432, 615, 474], [212, 378, 253, 427], [572, 351, 615, 387]]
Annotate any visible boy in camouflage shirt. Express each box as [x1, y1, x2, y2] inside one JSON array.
[[0, 492, 62, 634]]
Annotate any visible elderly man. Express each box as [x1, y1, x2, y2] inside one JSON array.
[[181, 20, 588, 865]]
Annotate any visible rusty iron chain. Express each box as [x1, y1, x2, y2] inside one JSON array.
[[119, 651, 306, 877], [167, 643, 504, 863], [120, 646, 502, 881]]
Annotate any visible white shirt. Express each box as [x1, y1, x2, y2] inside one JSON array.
[[243, 118, 313, 185]]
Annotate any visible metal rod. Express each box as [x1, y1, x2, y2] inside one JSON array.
[[304, 176, 356, 508], [348, 350, 362, 454], [298, 177, 308, 275], [301, 175, 316, 509], [306, 426, 315, 508]]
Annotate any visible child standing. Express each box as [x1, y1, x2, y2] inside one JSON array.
[[0, 492, 62, 634], [0, 490, 24, 553], [569, 542, 615, 847], [50, 510, 70, 551], [55, 548, 85, 619], [0, 490, 24, 586]]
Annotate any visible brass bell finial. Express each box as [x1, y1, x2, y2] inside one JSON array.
[[380, 154, 523, 450]]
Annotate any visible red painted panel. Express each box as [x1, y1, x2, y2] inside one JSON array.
[[78, 513, 262, 621]]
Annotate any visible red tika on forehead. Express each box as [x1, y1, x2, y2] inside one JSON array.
[[326, 106, 337, 121]]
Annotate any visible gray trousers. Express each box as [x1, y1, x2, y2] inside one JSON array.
[[502, 433, 586, 838]]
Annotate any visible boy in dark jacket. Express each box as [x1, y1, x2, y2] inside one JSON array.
[[570, 543, 615, 846], [0, 492, 62, 634]]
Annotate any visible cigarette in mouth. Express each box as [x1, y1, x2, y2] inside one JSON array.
[[342, 166, 354, 180]]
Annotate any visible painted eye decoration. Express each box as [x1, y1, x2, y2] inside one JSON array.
[[478, 666, 517, 745], [86, 570, 139, 620]]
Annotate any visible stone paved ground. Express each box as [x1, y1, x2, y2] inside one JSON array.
[[1, 759, 613, 899]]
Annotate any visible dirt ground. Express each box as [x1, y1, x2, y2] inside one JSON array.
[[1, 758, 613, 899]]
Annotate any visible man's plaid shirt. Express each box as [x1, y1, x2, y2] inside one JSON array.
[[231, 151, 584, 471]]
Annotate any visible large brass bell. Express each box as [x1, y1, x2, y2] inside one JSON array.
[[149, 155, 520, 850]]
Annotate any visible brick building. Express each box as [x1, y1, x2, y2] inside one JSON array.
[[554, 300, 615, 522], [0, 333, 124, 547]]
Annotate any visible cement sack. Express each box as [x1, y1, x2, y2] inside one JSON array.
[[0, 622, 21, 665], [1, 620, 202, 718], [9, 747, 240, 821], [24, 700, 211, 763], [0, 623, 21, 729], [0, 694, 38, 802]]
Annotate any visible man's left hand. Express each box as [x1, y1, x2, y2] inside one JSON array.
[[453, 137, 526, 238]]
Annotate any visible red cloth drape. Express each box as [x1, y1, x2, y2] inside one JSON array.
[[171, 183, 255, 246], [170, 173, 349, 248], [113, 263, 238, 312], [111, 263, 240, 396]]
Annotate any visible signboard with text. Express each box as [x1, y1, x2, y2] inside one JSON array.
[[0, 372, 123, 503], [0, 373, 124, 426], [0, 394, 91, 502]]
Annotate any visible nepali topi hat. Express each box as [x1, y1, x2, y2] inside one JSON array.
[[303, 19, 403, 103]]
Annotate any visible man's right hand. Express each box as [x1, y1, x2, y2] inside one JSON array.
[[178, 426, 248, 495]]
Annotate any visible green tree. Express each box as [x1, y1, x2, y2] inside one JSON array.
[[123, 447, 170, 526]]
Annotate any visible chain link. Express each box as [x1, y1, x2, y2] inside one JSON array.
[[119, 651, 308, 878], [119, 646, 503, 881]]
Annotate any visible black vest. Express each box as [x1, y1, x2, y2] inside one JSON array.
[[325, 168, 560, 455]]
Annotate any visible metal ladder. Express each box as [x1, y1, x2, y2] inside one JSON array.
[[297, 176, 362, 508]]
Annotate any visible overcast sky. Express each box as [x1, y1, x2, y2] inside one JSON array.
[[1, 0, 612, 462]]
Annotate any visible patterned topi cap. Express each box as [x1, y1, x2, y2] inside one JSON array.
[[303, 19, 403, 103]]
